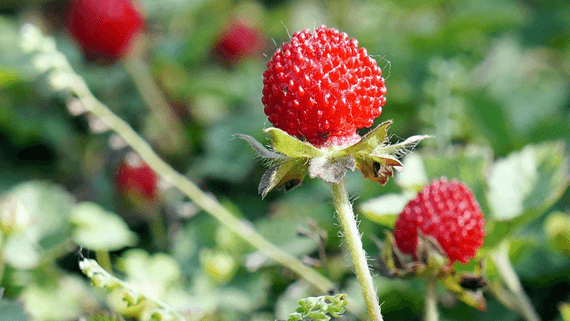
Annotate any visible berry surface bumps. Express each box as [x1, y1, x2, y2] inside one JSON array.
[[262, 25, 387, 147], [393, 178, 485, 264]]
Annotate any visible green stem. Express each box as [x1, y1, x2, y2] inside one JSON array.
[[332, 180, 383, 321], [0, 235, 5, 285], [425, 277, 439, 321], [148, 214, 168, 251], [55, 56, 335, 295], [493, 243, 541, 321], [123, 56, 189, 154], [96, 251, 112, 273]]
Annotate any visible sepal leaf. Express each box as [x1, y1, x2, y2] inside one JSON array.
[[234, 134, 287, 164], [265, 127, 325, 158], [259, 159, 308, 199]]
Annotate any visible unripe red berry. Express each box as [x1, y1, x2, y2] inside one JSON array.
[[115, 154, 158, 201], [66, 0, 145, 61], [393, 178, 485, 264], [262, 25, 387, 147]]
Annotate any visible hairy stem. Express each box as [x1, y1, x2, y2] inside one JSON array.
[[332, 180, 383, 321], [493, 242, 540, 321], [425, 277, 439, 321]]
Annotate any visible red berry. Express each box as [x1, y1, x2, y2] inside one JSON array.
[[214, 20, 266, 65], [116, 154, 158, 201], [262, 25, 387, 147], [393, 178, 485, 264], [66, 0, 145, 61]]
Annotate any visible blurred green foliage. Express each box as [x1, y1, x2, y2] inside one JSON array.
[[1, 0, 570, 320]]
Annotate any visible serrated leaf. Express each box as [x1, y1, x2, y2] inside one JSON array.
[[359, 192, 415, 227], [234, 133, 287, 163], [264, 127, 324, 158], [344, 120, 392, 155], [258, 159, 308, 199], [308, 155, 355, 184], [485, 141, 569, 249], [71, 202, 138, 251]]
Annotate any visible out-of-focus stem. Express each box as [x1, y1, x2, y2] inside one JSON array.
[[493, 242, 540, 321], [425, 277, 439, 321], [123, 56, 188, 154], [23, 22, 336, 297], [96, 250, 112, 273], [332, 180, 383, 321]]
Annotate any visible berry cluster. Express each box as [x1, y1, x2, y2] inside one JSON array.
[[66, 0, 144, 61], [393, 178, 485, 264], [262, 26, 386, 147]]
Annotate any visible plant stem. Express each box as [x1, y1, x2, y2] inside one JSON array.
[[123, 56, 189, 154], [55, 59, 336, 295], [425, 276, 439, 321], [332, 180, 383, 321], [493, 242, 541, 321], [96, 250, 112, 273]]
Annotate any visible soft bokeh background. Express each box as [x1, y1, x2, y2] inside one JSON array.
[[0, 0, 569, 320]]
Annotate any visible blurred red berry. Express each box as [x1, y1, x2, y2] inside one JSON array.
[[262, 25, 387, 147], [393, 178, 485, 264], [66, 0, 145, 61], [115, 154, 158, 201], [214, 20, 266, 65]]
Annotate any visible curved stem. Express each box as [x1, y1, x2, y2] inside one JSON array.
[[493, 242, 540, 321], [332, 180, 383, 321], [123, 57, 189, 154], [96, 250, 112, 273], [425, 277, 439, 321], [23, 25, 336, 294]]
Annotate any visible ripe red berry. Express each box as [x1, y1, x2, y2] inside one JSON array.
[[393, 178, 485, 264], [66, 0, 145, 61], [214, 20, 266, 66], [262, 25, 387, 147], [115, 154, 158, 201]]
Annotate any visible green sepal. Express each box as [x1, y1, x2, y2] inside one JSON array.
[[308, 155, 356, 184], [343, 120, 393, 156], [355, 157, 396, 185], [441, 264, 487, 311], [259, 159, 308, 199], [264, 127, 325, 158], [234, 134, 287, 165]]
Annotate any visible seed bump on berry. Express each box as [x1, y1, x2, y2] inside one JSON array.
[[393, 178, 485, 264], [262, 25, 387, 147]]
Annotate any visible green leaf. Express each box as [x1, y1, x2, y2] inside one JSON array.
[[258, 159, 308, 199], [359, 192, 416, 228], [561, 303, 570, 321], [70, 202, 138, 251], [485, 141, 569, 249], [265, 127, 324, 158], [308, 155, 355, 184], [395, 153, 429, 191]]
